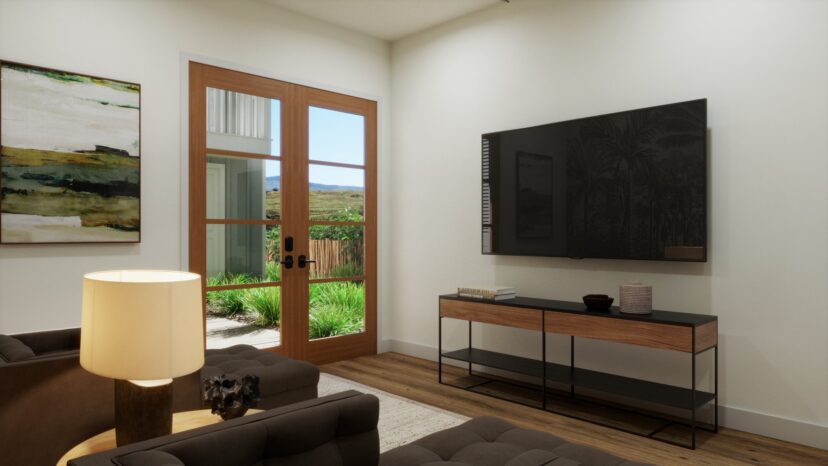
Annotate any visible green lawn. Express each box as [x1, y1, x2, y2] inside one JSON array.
[[265, 190, 364, 220]]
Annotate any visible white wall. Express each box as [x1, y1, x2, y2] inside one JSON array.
[[389, 0, 828, 448], [0, 0, 392, 337]]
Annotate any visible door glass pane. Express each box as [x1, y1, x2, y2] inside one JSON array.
[[309, 106, 364, 165], [308, 281, 365, 340], [206, 286, 281, 349], [309, 164, 364, 221], [206, 87, 280, 156], [308, 225, 364, 280], [207, 154, 280, 220], [206, 224, 280, 284]]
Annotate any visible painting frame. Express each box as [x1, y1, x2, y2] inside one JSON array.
[[0, 60, 141, 244]]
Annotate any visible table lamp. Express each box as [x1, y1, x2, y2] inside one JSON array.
[[80, 270, 204, 446]]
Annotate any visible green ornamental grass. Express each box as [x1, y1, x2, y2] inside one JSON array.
[[309, 282, 365, 339], [206, 265, 364, 338], [243, 287, 280, 327], [206, 273, 252, 317]]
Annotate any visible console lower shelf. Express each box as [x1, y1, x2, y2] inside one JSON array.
[[442, 348, 714, 410]]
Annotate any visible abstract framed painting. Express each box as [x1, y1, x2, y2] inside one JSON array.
[[0, 61, 140, 244]]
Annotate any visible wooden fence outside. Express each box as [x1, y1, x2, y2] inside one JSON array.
[[308, 239, 364, 279]]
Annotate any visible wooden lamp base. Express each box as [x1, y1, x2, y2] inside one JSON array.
[[114, 379, 173, 446]]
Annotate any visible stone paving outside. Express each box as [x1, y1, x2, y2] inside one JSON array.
[[205, 316, 280, 349]]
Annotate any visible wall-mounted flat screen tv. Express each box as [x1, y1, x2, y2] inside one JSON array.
[[482, 99, 707, 262]]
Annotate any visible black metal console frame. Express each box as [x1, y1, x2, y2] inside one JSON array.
[[438, 297, 718, 450]]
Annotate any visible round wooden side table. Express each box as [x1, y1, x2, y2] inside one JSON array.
[[57, 409, 262, 466]]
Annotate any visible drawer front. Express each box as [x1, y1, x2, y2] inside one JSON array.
[[695, 320, 718, 352], [439, 299, 541, 330], [545, 312, 694, 352]]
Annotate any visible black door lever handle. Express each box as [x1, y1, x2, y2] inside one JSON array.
[[298, 255, 316, 268], [280, 255, 294, 269]]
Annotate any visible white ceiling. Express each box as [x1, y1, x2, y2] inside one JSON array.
[[263, 0, 503, 41]]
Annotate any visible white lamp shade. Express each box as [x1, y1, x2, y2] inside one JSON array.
[[80, 270, 205, 381]]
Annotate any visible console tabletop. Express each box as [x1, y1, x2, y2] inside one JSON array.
[[441, 294, 716, 327]]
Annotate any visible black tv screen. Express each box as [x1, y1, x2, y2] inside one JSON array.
[[482, 99, 707, 261]]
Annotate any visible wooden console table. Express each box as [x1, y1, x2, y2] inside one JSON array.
[[438, 294, 718, 449]]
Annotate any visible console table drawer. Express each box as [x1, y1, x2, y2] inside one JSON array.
[[545, 313, 714, 353], [440, 300, 541, 330]]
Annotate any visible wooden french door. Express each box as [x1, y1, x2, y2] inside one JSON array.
[[189, 63, 376, 364]]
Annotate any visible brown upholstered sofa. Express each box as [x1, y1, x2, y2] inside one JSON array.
[[0, 328, 203, 466], [68, 390, 379, 466], [1, 328, 111, 466], [68, 390, 652, 466], [380, 416, 651, 466], [0, 331, 319, 466]]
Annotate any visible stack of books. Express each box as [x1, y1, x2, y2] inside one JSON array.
[[457, 286, 517, 301]]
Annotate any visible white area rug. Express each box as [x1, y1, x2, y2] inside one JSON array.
[[318, 372, 469, 452]]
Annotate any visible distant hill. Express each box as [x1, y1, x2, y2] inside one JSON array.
[[266, 176, 363, 191]]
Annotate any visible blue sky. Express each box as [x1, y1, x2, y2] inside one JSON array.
[[266, 104, 364, 188]]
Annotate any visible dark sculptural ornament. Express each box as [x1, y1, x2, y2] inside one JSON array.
[[203, 374, 261, 420]]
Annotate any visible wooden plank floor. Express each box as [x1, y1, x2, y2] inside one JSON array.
[[321, 352, 828, 466]]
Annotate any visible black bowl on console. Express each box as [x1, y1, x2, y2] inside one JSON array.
[[583, 294, 613, 311]]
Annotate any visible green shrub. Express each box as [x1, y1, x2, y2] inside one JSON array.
[[207, 273, 254, 286], [309, 208, 364, 241], [205, 275, 223, 306], [206, 273, 252, 317], [243, 287, 280, 327], [265, 261, 281, 282], [207, 272, 361, 337], [329, 262, 363, 278], [208, 288, 247, 317], [309, 306, 363, 339], [312, 281, 364, 309], [266, 227, 280, 263], [308, 282, 364, 339]]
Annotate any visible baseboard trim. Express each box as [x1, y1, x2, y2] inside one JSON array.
[[378, 338, 393, 353], [380, 338, 828, 450], [718, 405, 828, 451]]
